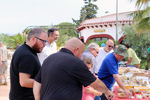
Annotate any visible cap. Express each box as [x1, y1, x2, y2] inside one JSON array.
[[101, 43, 105, 47], [114, 45, 128, 58]]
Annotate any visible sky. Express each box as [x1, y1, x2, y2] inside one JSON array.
[[0, 0, 137, 35]]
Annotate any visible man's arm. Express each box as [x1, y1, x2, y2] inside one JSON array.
[[19, 73, 34, 88], [84, 87, 102, 96], [0, 50, 3, 66], [33, 80, 41, 100], [90, 79, 114, 100], [0, 56, 3, 66], [127, 57, 132, 65], [113, 74, 132, 97]]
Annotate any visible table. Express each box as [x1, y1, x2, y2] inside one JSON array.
[[113, 86, 149, 100]]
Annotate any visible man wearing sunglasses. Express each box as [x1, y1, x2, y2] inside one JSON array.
[[38, 27, 59, 65], [96, 39, 114, 74], [9, 28, 47, 100]]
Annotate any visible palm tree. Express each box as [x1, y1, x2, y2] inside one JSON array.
[[130, 0, 150, 32], [56, 22, 77, 48], [9, 33, 26, 49]]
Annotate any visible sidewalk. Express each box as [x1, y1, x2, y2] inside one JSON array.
[[0, 79, 10, 100]]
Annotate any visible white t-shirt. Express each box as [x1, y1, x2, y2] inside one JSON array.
[[96, 47, 113, 73], [37, 42, 57, 65]]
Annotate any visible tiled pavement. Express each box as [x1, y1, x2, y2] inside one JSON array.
[[0, 79, 10, 100]]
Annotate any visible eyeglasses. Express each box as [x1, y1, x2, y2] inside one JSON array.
[[35, 37, 47, 44], [94, 49, 99, 54], [108, 45, 114, 48], [54, 34, 59, 37]]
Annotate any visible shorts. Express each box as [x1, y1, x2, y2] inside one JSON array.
[[0, 61, 8, 74]]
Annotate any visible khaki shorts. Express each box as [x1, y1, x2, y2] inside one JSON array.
[[0, 61, 8, 74]]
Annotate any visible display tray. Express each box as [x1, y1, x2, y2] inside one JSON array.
[[118, 86, 150, 91], [113, 86, 150, 100], [133, 72, 146, 77], [121, 72, 150, 86]]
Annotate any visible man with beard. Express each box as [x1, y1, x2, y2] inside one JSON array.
[[38, 27, 59, 65], [9, 28, 47, 100]]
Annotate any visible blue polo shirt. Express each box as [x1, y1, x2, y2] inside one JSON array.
[[98, 52, 119, 90]]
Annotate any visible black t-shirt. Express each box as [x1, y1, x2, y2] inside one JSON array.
[[9, 43, 41, 100], [35, 48, 96, 100]]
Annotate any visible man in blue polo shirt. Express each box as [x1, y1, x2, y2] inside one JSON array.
[[98, 45, 132, 100]]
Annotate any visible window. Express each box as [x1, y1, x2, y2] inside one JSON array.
[[91, 37, 109, 43]]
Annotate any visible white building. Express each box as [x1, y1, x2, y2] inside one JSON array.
[[77, 11, 133, 44]]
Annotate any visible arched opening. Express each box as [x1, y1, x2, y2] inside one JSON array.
[[85, 34, 114, 44]]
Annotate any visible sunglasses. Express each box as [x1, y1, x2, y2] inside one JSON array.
[[35, 37, 47, 43], [94, 49, 99, 54], [108, 45, 114, 48]]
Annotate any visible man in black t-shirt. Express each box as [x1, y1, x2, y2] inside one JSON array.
[[33, 38, 114, 100], [9, 28, 48, 100]]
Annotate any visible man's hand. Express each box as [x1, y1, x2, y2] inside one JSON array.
[[124, 89, 132, 98], [105, 91, 115, 100], [145, 73, 150, 78]]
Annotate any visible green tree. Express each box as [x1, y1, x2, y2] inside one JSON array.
[[0, 33, 26, 49], [72, 0, 98, 26], [9, 33, 26, 49], [130, 0, 150, 32], [23, 26, 50, 35], [122, 25, 150, 69], [56, 22, 77, 47], [0, 34, 10, 46]]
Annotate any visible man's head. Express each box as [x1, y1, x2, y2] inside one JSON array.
[[26, 28, 47, 53], [87, 43, 99, 57], [104, 39, 114, 52], [47, 27, 59, 43], [124, 44, 130, 49], [114, 45, 128, 61], [65, 37, 85, 59]]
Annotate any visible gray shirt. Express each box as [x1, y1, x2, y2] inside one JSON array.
[[81, 50, 98, 74]]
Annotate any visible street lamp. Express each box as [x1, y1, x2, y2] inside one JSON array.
[[116, 0, 118, 44]]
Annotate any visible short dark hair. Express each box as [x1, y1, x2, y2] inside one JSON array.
[[48, 27, 59, 37], [124, 44, 130, 48], [27, 28, 46, 41]]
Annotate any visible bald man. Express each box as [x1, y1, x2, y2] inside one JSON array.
[[33, 38, 114, 100], [96, 39, 114, 74]]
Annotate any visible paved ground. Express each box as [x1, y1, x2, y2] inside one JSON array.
[[0, 49, 14, 100], [0, 79, 10, 100]]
